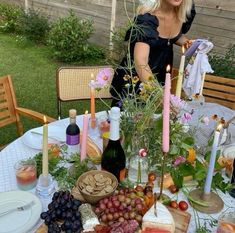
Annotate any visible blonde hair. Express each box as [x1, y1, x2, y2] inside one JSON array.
[[137, 0, 193, 22]]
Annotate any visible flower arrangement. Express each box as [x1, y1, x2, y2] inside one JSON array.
[[92, 68, 233, 193]]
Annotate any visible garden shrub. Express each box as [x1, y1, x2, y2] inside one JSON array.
[[47, 10, 105, 63], [0, 3, 22, 33], [209, 44, 235, 79], [18, 9, 50, 43]]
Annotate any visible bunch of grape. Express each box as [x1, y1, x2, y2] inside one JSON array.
[[40, 190, 82, 233], [95, 188, 145, 226]]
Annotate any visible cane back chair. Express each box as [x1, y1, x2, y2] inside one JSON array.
[[0, 75, 55, 149], [56, 66, 114, 119]]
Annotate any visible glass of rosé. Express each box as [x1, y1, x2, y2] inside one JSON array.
[[15, 159, 37, 190], [217, 212, 235, 233]]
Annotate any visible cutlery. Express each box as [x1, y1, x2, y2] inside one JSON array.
[[0, 201, 35, 217], [154, 192, 157, 217]]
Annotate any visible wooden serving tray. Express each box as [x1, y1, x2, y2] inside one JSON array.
[[166, 206, 191, 233]]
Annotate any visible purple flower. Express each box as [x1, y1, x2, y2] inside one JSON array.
[[170, 95, 186, 110], [96, 68, 112, 87], [180, 112, 192, 124], [173, 156, 186, 167]]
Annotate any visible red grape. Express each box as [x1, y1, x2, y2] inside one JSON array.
[[118, 217, 125, 222], [99, 203, 106, 210], [101, 214, 107, 222], [113, 212, 119, 220], [124, 212, 129, 220], [113, 200, 120, 208], [135, 214, 142, 223], [125, 197, 131, 205], [107, 201, 113, 208], [94, 207, 101, 215], [107, 213, 113, 221], [118, 194, 125, 202]]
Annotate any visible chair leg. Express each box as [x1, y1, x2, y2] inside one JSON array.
[[16, 120, 23, 136]]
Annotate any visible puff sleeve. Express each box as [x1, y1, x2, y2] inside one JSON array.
[[181, 3, 196, 34], [125, 13, 159, 47]]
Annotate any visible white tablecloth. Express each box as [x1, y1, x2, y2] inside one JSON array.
[[0, 110, 235, 233]]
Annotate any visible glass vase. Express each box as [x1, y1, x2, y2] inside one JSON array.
[[128, 133, 149, 185]]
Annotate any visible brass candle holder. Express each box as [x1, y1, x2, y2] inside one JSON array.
[[189, 188, 224, 214]]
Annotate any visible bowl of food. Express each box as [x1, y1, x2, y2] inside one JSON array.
[[76, 170, 118, 204]]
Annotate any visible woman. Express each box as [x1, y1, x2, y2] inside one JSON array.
[[110, 0, 196, 106]]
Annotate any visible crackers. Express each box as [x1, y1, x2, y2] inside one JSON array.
[[78, 173, 117, 196]]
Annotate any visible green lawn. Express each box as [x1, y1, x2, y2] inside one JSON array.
[[0, 33, 109, 145]]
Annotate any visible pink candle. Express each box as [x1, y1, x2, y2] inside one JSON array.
[[80, 110, 88, 161], [162, 65, 171, 153], [90, 77, 96, 129]]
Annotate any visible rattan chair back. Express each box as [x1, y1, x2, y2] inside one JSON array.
[[56, 66, 114, 119]]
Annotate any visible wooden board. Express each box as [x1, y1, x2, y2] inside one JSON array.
[[166, 207, 191, 233]]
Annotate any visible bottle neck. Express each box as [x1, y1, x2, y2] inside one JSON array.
[[70, 117, 76, 124], [109, 115, 120, 141]]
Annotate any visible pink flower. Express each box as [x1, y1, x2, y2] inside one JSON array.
[[96, 68, 112, 87], [170, 95, 186, 110], [201, 116, 209, 125], [173, 156, 186, 167], [180, 112, 192, 124]]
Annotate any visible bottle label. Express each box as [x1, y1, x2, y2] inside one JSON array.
[[66, 135, 79, 145]]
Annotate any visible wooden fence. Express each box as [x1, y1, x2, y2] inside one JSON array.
[[1, 0, 235, 65]]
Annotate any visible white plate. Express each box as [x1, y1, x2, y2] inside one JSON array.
[[0, 191, 42, 233], [22, 125, 66, 150]]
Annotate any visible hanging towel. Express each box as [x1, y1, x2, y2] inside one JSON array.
[[183, 40, 214, 98]]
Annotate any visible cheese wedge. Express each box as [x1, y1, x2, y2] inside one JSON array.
[[142, 202, 175, 233]]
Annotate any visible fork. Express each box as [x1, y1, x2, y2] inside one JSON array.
[[154, 193, 157, 217], [0, 201, 35, 217]]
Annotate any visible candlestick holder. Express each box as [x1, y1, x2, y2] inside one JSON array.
[[189, 188, 224, 214], [36, 174, 56, 198], [36, 174, 56, 211]]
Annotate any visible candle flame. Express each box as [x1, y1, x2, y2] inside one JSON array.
[[43, 115, 47, 124], [166, 65, 171, 73], [182, 45, 185, 54], [85, 110, 88, 114], [216, 123, 223, 132]]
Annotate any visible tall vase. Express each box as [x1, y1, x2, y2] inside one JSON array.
[[128, 133, 149, 185]]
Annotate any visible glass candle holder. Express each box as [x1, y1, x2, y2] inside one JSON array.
[[15, 159, 37, 190]]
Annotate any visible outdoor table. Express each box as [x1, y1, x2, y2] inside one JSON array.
[[0, 108, 235, 233]]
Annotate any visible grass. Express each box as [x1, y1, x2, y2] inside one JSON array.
[[0, 33, 110, 145]]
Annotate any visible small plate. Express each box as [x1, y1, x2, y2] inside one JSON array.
[[0, 191, 42, 233], [22, 125, 65, 150]]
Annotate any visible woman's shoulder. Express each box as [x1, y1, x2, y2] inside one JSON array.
[[135, 13, 159, 27]]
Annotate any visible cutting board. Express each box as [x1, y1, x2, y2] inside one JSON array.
[[166, 207, 191, 233]]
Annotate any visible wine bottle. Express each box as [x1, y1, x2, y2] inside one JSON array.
[[66, 109, 80, 156], [101, 107, 126, 182], [229, 158, 235, 198]]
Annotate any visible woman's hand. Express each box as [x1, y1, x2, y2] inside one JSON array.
[[183, 39, 194, 49]]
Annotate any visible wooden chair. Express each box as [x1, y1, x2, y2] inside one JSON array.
[[0, 75, 55, 149], [56, 66, 114, 119], [202, 74, 235, 110], [172, 68, 235, 110]]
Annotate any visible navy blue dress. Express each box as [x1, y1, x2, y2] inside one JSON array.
[[110, 5, 196, 106]]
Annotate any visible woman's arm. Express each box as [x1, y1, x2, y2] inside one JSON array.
[[134, 42, 153, 82]]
